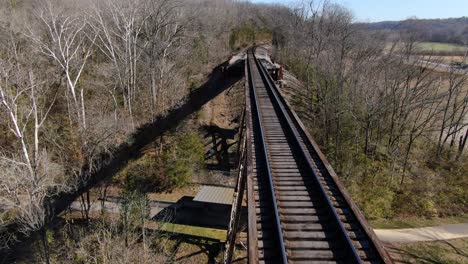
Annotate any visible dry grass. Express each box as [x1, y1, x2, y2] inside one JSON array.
[[429, 56, 467, 64], [370, 215, 468, 229], [387, 42, 468, 57], [388, 238, 468, 264], [416, 42, 467, 54]]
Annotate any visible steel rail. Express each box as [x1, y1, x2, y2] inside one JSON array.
[[247, 49, 289, 264]]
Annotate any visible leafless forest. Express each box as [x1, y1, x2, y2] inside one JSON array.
[[274, 1, 467, 219], [0, 0, 467, 263]]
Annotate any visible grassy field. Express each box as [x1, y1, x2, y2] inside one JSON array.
[[157, 222, 227, 241], [429, 55, 467, 64], [415, 42, 467, 54], [389, 238, 468, 263], [371, 215, 468, 229], [159, 223, 247, 263], [388, 42, 468, 56]]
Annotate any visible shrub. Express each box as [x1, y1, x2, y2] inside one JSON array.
[[120, 131, 204, 193], [122, 155, 165, 193], [431, 162, 468, 216], [164, 132, 205, 190], [361, 187, 395, 220], [392, 187, 438, 217]]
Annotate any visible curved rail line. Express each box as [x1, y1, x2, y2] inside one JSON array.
[[245, 47, 392, 264]]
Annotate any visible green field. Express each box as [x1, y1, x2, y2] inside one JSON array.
[[415, 42, 468, 53], [387, 42, 468, 55], [370, 215, 468, 229], [158, 222, 227, 241]]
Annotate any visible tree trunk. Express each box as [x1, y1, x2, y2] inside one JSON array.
[[150, 71, 157, 120], [100, 185, 108, 216], [437, 84, 453, 158], [40, 227, 51, 264], [364, 119, 371, 155], [401, 135, 414, 186], [456, 129, 468, 161]]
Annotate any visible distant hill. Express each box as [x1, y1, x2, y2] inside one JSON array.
[[358, 17, 468, 45]]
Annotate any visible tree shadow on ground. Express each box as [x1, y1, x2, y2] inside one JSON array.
[[152, 196, 231, 229], [387, 240, 468, 264], [440, 239, 468, 258], [388, 246, 437, 264], [202, 124, 238, 171], [169, 236, 222, 264]]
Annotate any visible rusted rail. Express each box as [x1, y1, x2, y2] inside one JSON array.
[[245, 47, 392, 264]]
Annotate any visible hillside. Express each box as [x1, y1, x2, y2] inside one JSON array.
[[359, 17, 468, 44]]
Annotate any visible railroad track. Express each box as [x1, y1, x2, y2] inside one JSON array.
[[245, 48, 391, 264]]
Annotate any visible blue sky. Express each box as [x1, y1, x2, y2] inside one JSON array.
[[250, 0, 468, 22]]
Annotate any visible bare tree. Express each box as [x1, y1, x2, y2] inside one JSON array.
[[0, 42, 63, 262], [28, 2, 95, 132], [400, 70, 442, 184], [142, 0, 185, 119], [457, 129, 468, 160], [91, 0, 156, 128], [75, 219, 171, 264], [91, 0, 188, 125], [436, 68, 468, 159], [275, 2, 465, 187]]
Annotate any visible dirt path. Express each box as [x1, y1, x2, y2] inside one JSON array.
[[70, 198, 174, 218], [375, 223, 468, 243]]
